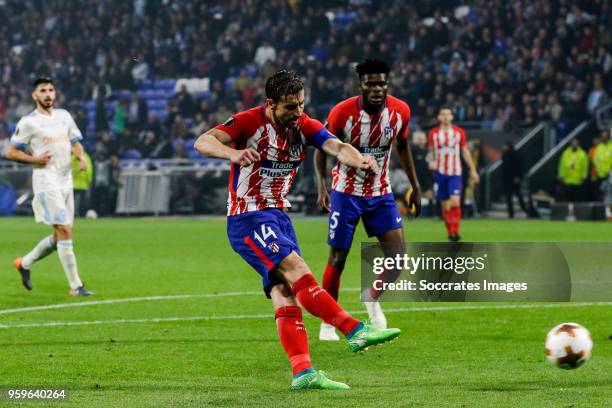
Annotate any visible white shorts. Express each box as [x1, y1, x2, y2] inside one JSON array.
[[32, 189, 74, 226]]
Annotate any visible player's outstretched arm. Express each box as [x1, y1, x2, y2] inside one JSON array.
[[194, 129, 260, 166], [6, 144, 51, 166], [461, 146, 480, 184], [313, 149, 330, 212], [321, 138, 378, 173]]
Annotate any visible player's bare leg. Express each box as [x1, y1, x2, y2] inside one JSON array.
[[320, 248, 349, 340], [53, 224, 93, 296], [277, 251, 400, 352], [270, 281, 349, 390]]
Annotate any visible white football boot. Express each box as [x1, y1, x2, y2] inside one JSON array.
[[319, 322, 340, 341]]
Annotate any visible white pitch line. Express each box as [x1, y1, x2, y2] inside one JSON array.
[[0, 302, 610, 330], [0, 288, 363, 316], [0, 292, 257, 316]]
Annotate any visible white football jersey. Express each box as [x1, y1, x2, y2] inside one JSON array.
[[10, 109, 83, 193]]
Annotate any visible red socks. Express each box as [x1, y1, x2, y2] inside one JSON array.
[[450, 206, 461, 235], [442, 207, 452, 235], [275, 306, 312, 375], [322, 263, 341, 300], [291, 274, 360, 336], [443, 206, 462, 235]]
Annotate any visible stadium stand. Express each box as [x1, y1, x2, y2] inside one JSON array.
[[0, 0, 610, 215]]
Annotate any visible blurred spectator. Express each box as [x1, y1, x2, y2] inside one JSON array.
[[127, 91, 148, 130], [254, 40, 277, 67], [112, 100, 128, 135], [71, 152, 93, 217], [147, 134, 174, 159], [501, 141, 528, 218], [92, 79, 111, 101], [587, 136, 601, 200], [172, 142, 188, 159], [0, 126, 8, 157], [558, 139, 589, 202], [95, 93, 109, 132], [544, 94, 563, 122], [592, 131, 612, 201], [92, 155, 121, 216], [143, 112, 164, 136], [190, 113, 209, 137], [98, 131, 119, 158], [131, 55, 150, 81], [175, 85, 196, 118], [410, 130, 434, 215], [73, 106, 89, 141], [140, 131, 158, 159], [210, 104, 232, 127], [562, 92, 588, 129], [169, 115, 188, 140], [587, 74, 608, 114]]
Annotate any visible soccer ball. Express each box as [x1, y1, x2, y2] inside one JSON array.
[[85, 209, 98, 219], [545, 322, 593, 369]]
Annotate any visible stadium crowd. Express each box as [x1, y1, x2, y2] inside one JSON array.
[[0, 0, 610, 160], [0, 0, 611, 216]]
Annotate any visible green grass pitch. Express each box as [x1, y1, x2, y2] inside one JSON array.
[[0, 217, 611, 407]]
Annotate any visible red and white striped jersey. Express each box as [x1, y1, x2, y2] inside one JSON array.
[[215, 104, 334, 216], [428, 125, 467, 176], [327, 95, 411, 196]]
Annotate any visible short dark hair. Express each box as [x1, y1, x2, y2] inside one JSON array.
[[355, 58, 390, 77], [32, 76, 54, 90], [439, 105, 454, 113], [265, 70, 304, 101]]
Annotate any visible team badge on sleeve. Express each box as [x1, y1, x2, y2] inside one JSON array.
[[223, 117, 235, 127]]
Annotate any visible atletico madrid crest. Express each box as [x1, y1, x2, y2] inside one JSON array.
[[383, 125, 394, 139]]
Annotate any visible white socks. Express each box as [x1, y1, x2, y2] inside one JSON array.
[[56, 240, 83, 290], [22, 235, 57, 269]]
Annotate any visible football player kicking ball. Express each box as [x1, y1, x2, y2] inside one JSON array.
[[6, 77, 93, 296], [314, 59, 421, 340], [195, 70, 401, 390], [427, 106, 479, 241]]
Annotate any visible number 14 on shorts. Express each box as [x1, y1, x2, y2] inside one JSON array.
[[253, 224, 277, 247]]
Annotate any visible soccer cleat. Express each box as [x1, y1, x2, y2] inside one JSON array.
[[13, 257, 32, 290], [348, 323, 400, 353], [69, 286, 94, 296], [291, 370, 349, 390], [363, 301, 387, 329], [448, 234, 461, 242], [319, 322, 340, 341]]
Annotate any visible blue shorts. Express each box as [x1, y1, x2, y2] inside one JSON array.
[[328, 190, 403, 250], [434, 173, 462, 201], [227, 208, 300, 298]]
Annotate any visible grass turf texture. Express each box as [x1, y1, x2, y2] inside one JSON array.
[[0, 217, 611, 407]]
